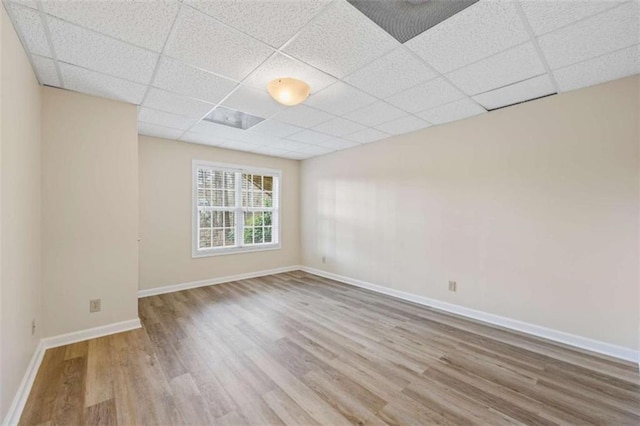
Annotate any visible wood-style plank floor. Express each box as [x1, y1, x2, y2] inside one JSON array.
[[20, 271, 640, 425]]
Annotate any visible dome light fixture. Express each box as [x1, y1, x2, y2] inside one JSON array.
[[267, 77, 311, 106]]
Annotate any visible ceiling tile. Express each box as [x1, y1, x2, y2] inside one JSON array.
[[250, 146, 291, 157], [306, 82, 376, 115], [165, 7, 274, 81], [287, 142, 333, 155], [143, 87, 215, 118], [48, 17, 158, 84], [406, 1, 528, 73], [273, 105, 334, 128], [7, 1, 38, 9], [41, 0, 179, 51], [313, 117, 366, 137], [417, 98, 486, 125], [231, 130, 280, 145], [249, 119, 303, 138], [374, 115, 430, 135], [190, 120, 247, 141], [221, 85, 283, 118], [343, 101, 406, 127], [8, 4, 51, 57], [282, 0, 399, 78], [386, 78, 465, 113], [31, 55, 60, 86], [219, 140, 259, 152], [519, 0, 625, 36], [59, 62, 147, 104], [553, 45, 640, 92], [186, 0, 330, 48], [138, 122, 184, 140], [343, 128, 390, 144], [180, 131, 229, 147], [268, 139, 312, 151], [138, 107, 199, 131], [538, 2, 639, 70], [288, 129, 333, 145], [281, 151, 312, 160], [153, 56, 237, 104], [243, 53, 336, 94], [473, 74, 555, 110], [343, 47, 437, 98], [315, 138, 360, 150], [446, 43, 546, 96]]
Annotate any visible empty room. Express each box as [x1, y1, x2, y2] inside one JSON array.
[[1, 0, 639, 424]]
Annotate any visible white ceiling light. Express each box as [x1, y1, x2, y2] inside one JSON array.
[[267, 78, 311, 106]]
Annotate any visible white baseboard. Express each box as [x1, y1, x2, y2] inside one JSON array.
[[2, 318, 141, 426], [138, 265, 302, 298], [300, 266, 639, 364], [41, 318, 142, 349], [2, 341, 45, 426]]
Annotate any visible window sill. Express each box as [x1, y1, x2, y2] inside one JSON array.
[[192, 243, 281, 258]]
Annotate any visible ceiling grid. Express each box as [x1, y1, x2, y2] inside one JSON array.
[[2, 0, 638, 160]]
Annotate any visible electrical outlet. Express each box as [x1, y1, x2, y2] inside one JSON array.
[[90, 299, 101, 313], [31, 319, 36, 336], [322, 256, 327, 264], [448, 281, 457, 292]]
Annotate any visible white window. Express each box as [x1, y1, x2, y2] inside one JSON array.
[[192, 160, 281, 257]]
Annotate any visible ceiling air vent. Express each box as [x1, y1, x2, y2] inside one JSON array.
[[347, 0, 477, 43], [203, 107, 265, 130]]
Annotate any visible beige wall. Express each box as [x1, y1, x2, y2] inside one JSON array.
[[138, 136, 300, 290], [301, 76, 640, 350], [0, 7, 42, 420], [42, 87, 138, 337]]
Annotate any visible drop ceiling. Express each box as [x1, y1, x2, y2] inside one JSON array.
[[4, 0, 639, 160]]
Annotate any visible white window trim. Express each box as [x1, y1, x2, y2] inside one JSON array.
[[192, 160, 282, 258]]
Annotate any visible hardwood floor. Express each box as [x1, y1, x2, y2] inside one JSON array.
[[20, 271, 640, 425]]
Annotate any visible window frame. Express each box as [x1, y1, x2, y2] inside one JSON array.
[[192, 160, 282, 258]]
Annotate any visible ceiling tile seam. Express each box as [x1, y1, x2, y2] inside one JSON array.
[[527, 0, 634, 38], [164, 1, 341, 93], [31, 4, 250, 88], [471, 72, 550, 97], [50, 57, 153, 87], [243, 87, 424, 143], [179, 1, 286, 51], [175, 49, 290, 141], [146, 8, 314, 141], [548, 41, 640, 75], [413, 94, 484, 116], [259, 121, 307, 140], [34, 7, 168, 55], [400, 44, 487, 114], [276, 105, 370, 136], [274, 0, 403, 81], [281, 138, 343, 149], [2, 3, 49, 86], [211, 0, 343, 95], [138, 104, 203, 121], [513, 1, 559, 94], [34, 1, 64, 87], [273, 0, 339, 55], [139, 120, 187, 131], [306, 111, 403, 138], [18, 50, 237, 106], [155, 37, 468, 146], [274, 0, 337, 50], [32, 11, 350, 152], [440, 39, 535, 76], [138, 3, 186, 106], [155, 53, 241, 83]]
